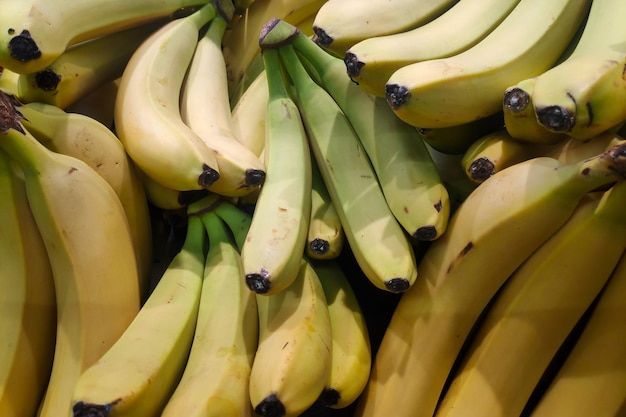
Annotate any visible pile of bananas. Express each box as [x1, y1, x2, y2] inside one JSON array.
[[1, 0, 626, 416]]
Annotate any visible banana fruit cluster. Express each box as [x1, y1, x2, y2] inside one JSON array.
[[2, 0, 626, 416]]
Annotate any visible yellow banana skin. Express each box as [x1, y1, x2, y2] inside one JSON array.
[[240, 47, 312, 295], [529, 246, 626, 417], [344, 0, 521, 97], [312, 259, 371, 410], [0, 91, 141, 417], [355, 142, 626, 417], [529, 0, 626, 139], [161, 210, 258, 417], [114, 3, 221, 192], [230, 70, 267, 158], [435, 182, 626, 417], [0, 0, 212, 74], [249, 258, 332, 417], [71, 213, 206, 417], [385, 0, 591, 128], [19, 102, 154, 300], [0, 148, 56, 417], [312, 0, 458, 57]]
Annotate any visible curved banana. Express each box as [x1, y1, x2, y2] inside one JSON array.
[[207, 196, 253, 250], [71, 213, 206, 417], [114, 3, 221, 192], [230, 70, 267, 157], [311, 0, 458, 57], [273, 39, 417, 293], [312, 259, 371, 410], [180, 9, 267, 198], [0, 0, 212, 73], [544, 130, 626, 165], [0, 91, 141, 417], [435, 181, 626, 417], [530, 0, 626, 139], [385, 0, 591, 128], [0, 148, 56, 417], [502, 76, 568, 144], [239, 46, 312, 295], [306, 158, 345, 260], [249, 257, 332, 417], [4, 20, 162, 109], [344, 0, 521, 97], [161, 210, 258, 417], [19, 102, 154, 300], [354, 142, 626, 417], [291, 27, 450, 241], [529, 247, 626, 417]]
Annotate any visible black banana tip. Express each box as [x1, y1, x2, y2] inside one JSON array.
[[246, 272, 271, 294], [468, 156, 495, 183], [385, 84, 410, 109], [318, 387, 341, 406], [535, 105, 575, 132], [503, 87, 530, 113], [34, 68, 61, 91], [344, 52, 364, 79], [8, 29, 41, 62], [198, 164, 220, 188], [385, 277, 410, 293], [245, 169, 266, 187], [72, 401, 114, 417], [413, 225, 439, 242], [309, 238, 330, 255], [254, 393, 286, 417], [312, 26, 333, 48]]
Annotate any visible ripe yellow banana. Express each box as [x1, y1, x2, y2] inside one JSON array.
[[19, 102, 154, 300], [312, 0, 458, 57], [249, 257, 332, 417], [180, 9, 267, 198], [0, 91, 141, 417], [114, 3, 221, 192], [230, 70, 267, 157], [312, 259, 371, 410], [0, 148, 56, 417], [291, 27, 450, 241], [385, 0, 591, 128], [354, 141, 626, 417], [71, 212, 207, 417], [435, 181, 626, 417], [2, 20, 162, 109], [529, 247, 626, 417], [344, 0, 521, 97], [239, 46, 312, 295], [161, 210, 258, 417], [274, 39, 417, 293], [0, 0, 212, 73], [64, 77, 121, 129], [530, 0, 626, 139]]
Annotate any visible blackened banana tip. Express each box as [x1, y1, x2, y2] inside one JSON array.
[[8, 29, 41, 62], [309, 238, 330, 255], [536, 105, 575, 132], [385, 277, 410, 293], [246, 272, 271, 294], [414, 225, 438, 242], [468, 156, 496, 182], [245, 169, 266, 187], [344, 52, 364, 78], [34, 68, 61, 91], [312, 26, 333, 48], [503, 87, 531, 113], [254, 393, 286, 417], [198, 164, 220, 188], [385, 84, 410, 109]]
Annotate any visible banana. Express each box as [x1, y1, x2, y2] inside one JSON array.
[[3, 20, 163, 109], [239, 46, 312, 295], [222, 0, 327, 95], [64, 77, 121, 129], [272, 37, 418, 293], [544, 130, 626, 165], [290, 27, 450, 241], [114, 3, 222, 192], [354, 141, 626, 417], [311, 259, 371, 410], [205, 196, 253, 251], [0, 0, 212, 74], [502, 76, 569, 144], [71, 211, 207, 417], [0, 148, 56, 417], [180, 8, 267, 198], [426, 144, 479, 212], [0, 91, 141, 417], [249, 257, 332, 417], [385, 0, 591, 128], [529, 247, 626, 417], [306, 157, 345, 260], [140, 169, 210, 211], [161, 210, 258, 417], [344, 0, 521, 97], [230, 70, 267, 157], [435, 181, 626, 417], [19, 101, 154, 300], [530, 0, 626, 139], [311, 0, 459, 57]]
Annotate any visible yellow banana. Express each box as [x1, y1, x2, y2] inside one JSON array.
[[239, 46, 312, 295], [0, 148, 56, 417], [385, 0, 591, 128], [0, 91, 141, 417], [354, 141, 626, 417], [71, 212, 206, 417], [64, 77, 121, 129], [114, 3, 221, 192], [230, 70, 267, 157]]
